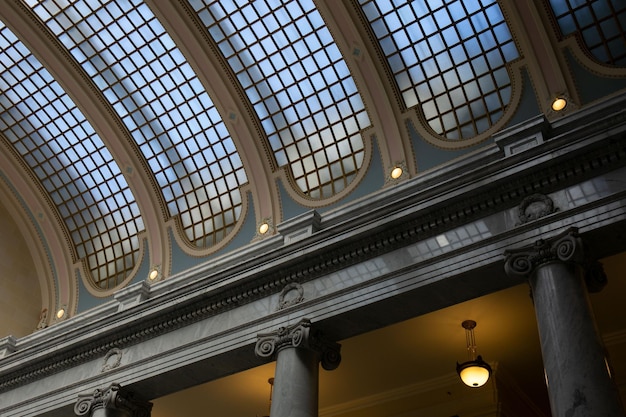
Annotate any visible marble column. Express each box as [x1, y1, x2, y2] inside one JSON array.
[[504, 228, 623, 417], [74, 383, 152, 417], [255, 318, 341, 417]]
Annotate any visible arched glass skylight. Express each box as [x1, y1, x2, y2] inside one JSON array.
[[189, 0, 371, 199], [548, 0, 626, 66], [0, 20, 143, 290], [359, 0, 519, 140], [26, 0, 247, 247]]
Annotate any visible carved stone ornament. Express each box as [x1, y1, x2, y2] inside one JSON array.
[[504, 227, 607, 293], [74, 383, 152, 417], [517, 193, 557, 225], [277, 282, 304, 310], [101, 348, 123, 373], [504, 228, 585, 277], [255, 318, 342, 371]]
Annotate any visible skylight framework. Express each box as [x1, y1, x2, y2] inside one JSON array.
[[359, 0, 519, 140], [26, 0, 247, 248], [548, 0, 626, 66], [0, 20, 143, 290], [189, 0, 371, 199]]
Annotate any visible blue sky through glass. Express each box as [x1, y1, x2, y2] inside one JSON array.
[[359, 0, 519, 140], [27, 0, 247, 247], [190, 0, 370, 199]]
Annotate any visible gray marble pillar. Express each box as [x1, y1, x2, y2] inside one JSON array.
[[255, 318, 341, 417], [74, 383, 152, 417], [505, 228, 623, 417]]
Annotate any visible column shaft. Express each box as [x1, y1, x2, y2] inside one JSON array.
[[505, 228, 624, 417], [256, 318, 341, 417], [530, 261, 622, 416], [271, 346, 319, 417]]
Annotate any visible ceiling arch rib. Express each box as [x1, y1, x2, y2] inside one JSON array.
[[319, 0, 415, 180], [358, 0, 520, 146], [0, 19, 145, 294], [188, 0, 373, 202], [25, 0, 249, 251]]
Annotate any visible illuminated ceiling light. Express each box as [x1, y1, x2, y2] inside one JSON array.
[[149, 268, 159, 281], [56, 308, 66, 319], [258, 222, 270, 235], [551, 97, 567, 112], [456, 320, 492, 387], [390, 166, 403, 179]]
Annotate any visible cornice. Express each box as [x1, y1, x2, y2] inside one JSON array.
[[1, 94, 626, 394]]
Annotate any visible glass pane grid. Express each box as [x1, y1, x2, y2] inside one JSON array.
[[28, 0, 246, 247], [190, 0, 370, 199], [359, 0, 519, 140], [0, 21, 142, 290], [549, 0, 626, 66]]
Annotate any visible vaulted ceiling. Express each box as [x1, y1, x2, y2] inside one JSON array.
[[1, 1, 625, 415], [2, 0, 624, 328]]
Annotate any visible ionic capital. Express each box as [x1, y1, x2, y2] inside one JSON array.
[[255, 318, 341, 370], [504, 228, 585, 278], [504, 228, 607, 292], [74, 383, 152, 417]]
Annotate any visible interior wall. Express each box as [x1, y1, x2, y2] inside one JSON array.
[[0, 199, 42, 338]]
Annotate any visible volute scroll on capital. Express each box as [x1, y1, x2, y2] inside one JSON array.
[[74, 383, 152, 417], [255, 318, 341, 370], [503, 228, 608, 292], [504, 228, 585, 277]]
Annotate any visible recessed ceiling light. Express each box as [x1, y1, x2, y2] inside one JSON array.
[[259, 222, 270, 235], [56, 308, 65, 319], [149, 269, 159, 280], [390, 167, 403, 179], [551, 97, 567, 111]]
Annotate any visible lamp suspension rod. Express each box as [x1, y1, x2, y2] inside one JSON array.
[[462, 319, 478, 361]]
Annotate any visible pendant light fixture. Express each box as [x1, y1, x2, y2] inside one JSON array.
[[456, 320, 492, 387]]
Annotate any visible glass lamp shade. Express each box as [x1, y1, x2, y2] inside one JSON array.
[[457, 355, 492, 387]]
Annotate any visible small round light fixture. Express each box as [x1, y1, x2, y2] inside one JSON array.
[[149, 268, 159, 281], [390, 166, 403, 179], [56, 308, 66, 319], [457, 355, 492, 387], [456, 320, 492, 388], [551, 97, 567, 112], [258, 222, 270, 235]]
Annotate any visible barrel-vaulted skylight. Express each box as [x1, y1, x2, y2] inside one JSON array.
[[189, 0, 371, 199], [359, 0, 519, 140], [26, 0, 247, 248], [0, 20, 143, 290], [548, 0, 626, 66]]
